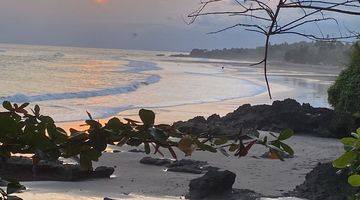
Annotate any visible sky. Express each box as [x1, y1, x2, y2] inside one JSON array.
[[0, 0, 358, 51]]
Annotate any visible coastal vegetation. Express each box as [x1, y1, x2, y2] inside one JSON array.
[[333, 127, 360, 199], [329, 42, 360, 199], [328, 42, 360, 114], [0, 179, 24, 200], [176, 41, 352, 66], [0, 101, 294, 188]]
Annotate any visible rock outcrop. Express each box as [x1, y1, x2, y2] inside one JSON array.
[[288, 162, 359, 200], [0, 156, 114, 181], [187, 170, 236, 199], [174, 99, 358, 138]]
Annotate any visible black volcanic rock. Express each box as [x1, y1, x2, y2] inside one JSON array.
[[139, 157, 172, 166], [139, 157, 217, 174], [0, 156, 114, 181], [174, 99, 358, 138], [188, 170, 236, 199], [288, 162, 359, 200]]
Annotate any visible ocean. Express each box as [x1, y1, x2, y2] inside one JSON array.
[[0, 43, 335, 122]]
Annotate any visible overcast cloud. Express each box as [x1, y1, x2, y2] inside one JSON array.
[[0, 0, 358, 51]]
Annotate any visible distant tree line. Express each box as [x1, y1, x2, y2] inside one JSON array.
[[185, 41, 353, 66]]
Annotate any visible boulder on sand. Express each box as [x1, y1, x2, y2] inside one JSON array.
[[187, 170, 236, 199], [140, 157, 216, 174], [139, 157, 172, 166]]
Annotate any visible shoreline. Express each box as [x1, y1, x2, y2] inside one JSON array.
[[57, 78, 291, 130]]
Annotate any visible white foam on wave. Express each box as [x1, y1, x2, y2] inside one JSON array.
[[1, 75, 161, 103], [124, 60, 162, 73]]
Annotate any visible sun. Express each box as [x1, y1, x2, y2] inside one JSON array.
[[94, 0, 108, 5]]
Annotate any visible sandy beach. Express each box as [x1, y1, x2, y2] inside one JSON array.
[[16, 134, 343, 200]]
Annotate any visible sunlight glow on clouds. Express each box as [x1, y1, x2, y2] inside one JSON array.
[[94, 0, 108, 5]]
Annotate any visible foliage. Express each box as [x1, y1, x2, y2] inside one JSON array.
[[328, 42, 360, 114], [184, 41, 352, 66], [333, 127, 360, 199], [0, 178, 25, 200], [0, 101, 294, 172]]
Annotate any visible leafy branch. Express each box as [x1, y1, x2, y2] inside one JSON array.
[[0, 101, 294, 172]]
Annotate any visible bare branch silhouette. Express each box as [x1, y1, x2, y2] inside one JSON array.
[[187, 0, 360, 99]]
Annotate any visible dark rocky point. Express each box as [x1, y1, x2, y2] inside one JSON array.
[[174, 98, 358, 138], [287, 162, 359, 200]]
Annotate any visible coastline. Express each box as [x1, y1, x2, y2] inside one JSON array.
[[57, 60, 335, 129], [13, 58, 343, 200], [57, 76, 291, 129]]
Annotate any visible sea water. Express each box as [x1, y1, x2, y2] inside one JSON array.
[[0, 43, 334, 122]]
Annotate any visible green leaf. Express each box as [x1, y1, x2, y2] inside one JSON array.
[[229, 144, 239, 152], [194, 140, 217, 153], [178, 136, 196, 156], [348, 174, 360, 187], [7, 180, 25, 194], [34, 105, 40, 115], [47, 124, 68, 144], [149, 128, 168, 142], [89, 130, 108, 152], [214, 137, 228, 145], [333, 151, 357, 168], [19, 103, 29, 109], [139, 109, 155, 126], [144, 142, 150, 154], [357, 128, 360, 135], [80, 148, 102, 171], [85, 120, 102, 129], [201, 144, 217, 153], [106, 117, 125, 131], [2, 101, 13, 111], [278, 129, 294, 141], [127, 138, 143, 146], [280, 142, 294, 156], [341, 137, 358, 146], [7, 196, 23, 200], [0, 116, 21, 137], [39, 116, 55, 124]]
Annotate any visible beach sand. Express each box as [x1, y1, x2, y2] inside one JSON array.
[[16, 134, 343, 200]]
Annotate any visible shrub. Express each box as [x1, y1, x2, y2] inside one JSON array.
[[328, 42, 360, 114], [333, 127, 360, 199], [0, 101, 294, 171]]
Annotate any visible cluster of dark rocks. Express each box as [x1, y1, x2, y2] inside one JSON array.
[[0, 156, 114, 181], [139, 157, 219, 174], [287, 162, 359, 200], [174, 99, 358, 138], [186, 162, 359, 200]]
